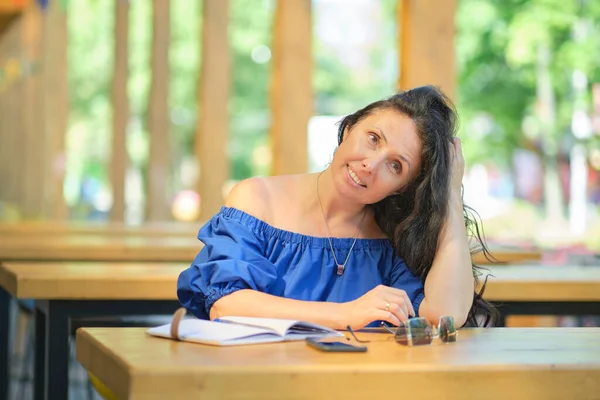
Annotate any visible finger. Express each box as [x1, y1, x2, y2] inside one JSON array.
[[387, 303, 409, 323], [454, 138, 464, 160], [383, 295, 409, 319], [375, 310, 401, 326], [403, 293, 416, 317], [381, 288, 415, 317]]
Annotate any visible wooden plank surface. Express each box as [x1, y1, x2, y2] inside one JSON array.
[[0, 234, 202, 261], [77, 327, 600, 400], [0, 220, 200, 236], [472, 248, 542, 264], [481, 265, 600, 301], [0, 261, 186, 299], [0, 222, 540, 266], [3, 258, 596, 303]]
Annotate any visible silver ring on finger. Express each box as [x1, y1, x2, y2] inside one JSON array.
[[384, 302, 391, 312]]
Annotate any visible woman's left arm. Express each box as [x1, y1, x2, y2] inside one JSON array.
[[418, 138, 475, 327]]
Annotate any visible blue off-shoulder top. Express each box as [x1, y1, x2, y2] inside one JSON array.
[[177, 207, 425, 325]]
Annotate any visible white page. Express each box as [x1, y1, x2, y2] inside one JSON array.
[[147, 319, 280, 344], [190, 333, 286, 347], [218, 316, 343, 338]]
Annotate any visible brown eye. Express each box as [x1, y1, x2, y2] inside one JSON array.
[[390, 161, 402, 174], [368, 133, 379, 144]]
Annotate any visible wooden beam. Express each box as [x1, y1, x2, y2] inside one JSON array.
[[21, 4, 43, 218], [0, 18, 22, 215], [270, 0, 312, 175], [196, 0, 230, 221], [146, 0, 171, 221], [109, 0, 130, 222], [398, 0, 457, 100], [40, 0, 68, 219], [0, 64, 4, 211], [0, 25, 7, 210]]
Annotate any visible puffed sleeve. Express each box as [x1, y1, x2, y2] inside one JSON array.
[[388, 257, 425, 316], [177, 211, 279, 319]]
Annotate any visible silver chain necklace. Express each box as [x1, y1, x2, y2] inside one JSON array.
[[316, 171, 367, 276]]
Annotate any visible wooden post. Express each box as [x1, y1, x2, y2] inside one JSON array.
[[21, 4, 43, 218], [110, 0, 130, 222], [398, 0, 456, 100], [269, 0, 312, 175], [40, 0, 68, 219], [0, 23, 20, 213], [0, 26, 6, 209], [0, 45, 4, 208], [146, 0, 171, 221], [195, 0, 230, 221]]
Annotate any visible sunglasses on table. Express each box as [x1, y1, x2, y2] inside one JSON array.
[[347, 316, 457, 346]]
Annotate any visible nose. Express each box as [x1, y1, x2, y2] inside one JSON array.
[[361, 153, 385, 172]]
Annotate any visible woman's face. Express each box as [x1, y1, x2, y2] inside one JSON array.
[[332, 109, 423, 204]]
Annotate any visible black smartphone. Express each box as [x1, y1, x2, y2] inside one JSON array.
[[305, 338, 367, 352]]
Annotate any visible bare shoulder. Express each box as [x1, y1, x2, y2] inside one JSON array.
[[224, 177, 274, 222], [224, 174, 305, 224]]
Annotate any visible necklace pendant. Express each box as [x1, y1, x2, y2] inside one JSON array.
[[336, 264, 345, 276]]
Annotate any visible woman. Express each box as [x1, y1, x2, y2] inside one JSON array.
[[177, 85, 497, 330]]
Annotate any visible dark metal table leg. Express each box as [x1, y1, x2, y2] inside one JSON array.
[[34, 306, 46, 400], [33, 298, 180, 400], [44, 302, 70, 400], [494, 301, 600, 318], [0, 287, 10, 400]]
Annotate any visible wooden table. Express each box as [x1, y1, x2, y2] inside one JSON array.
[[481, 265, 600, 325], [483, 265, 600, 301], [0, 220, 200, 237], [2, 262, 600, 400], [0, 234, 202, 261], [0, 220, 543, 265], [76, 327, 600, 400], [0, 262, 185, 400], [0, 232, 202, 399], [472, 248, 542, 264]]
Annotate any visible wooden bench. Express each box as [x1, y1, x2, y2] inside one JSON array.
[[481, 265, 600, 325], [0, 234, 202, 261], [0, 220, 200, 237], [472, 248, 542, 264]]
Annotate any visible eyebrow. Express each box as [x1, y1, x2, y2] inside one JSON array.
[[372, 125, 412, 171]]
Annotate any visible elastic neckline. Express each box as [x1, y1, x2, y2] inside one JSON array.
[[218, 206, 393, 250]]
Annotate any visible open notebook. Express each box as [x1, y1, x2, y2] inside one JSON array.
[[146, 308, 343, 346]]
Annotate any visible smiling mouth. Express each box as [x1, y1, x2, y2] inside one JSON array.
[[347, 165, 366, 187]]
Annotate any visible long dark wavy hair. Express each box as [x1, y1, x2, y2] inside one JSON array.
[[337, 85, 499, 327]]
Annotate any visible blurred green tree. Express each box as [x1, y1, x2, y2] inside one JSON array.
[[457, 0, 600, 222]]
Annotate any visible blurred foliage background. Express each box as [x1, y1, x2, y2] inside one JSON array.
[[62, 0, 600, 250]]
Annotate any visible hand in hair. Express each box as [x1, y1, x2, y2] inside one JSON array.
[[341, 285, 415, 330], [450, 137, 465, 194]]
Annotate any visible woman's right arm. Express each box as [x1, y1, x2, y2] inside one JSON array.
[[211, 290, 348, 328], [211, 286, 413, 330]]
